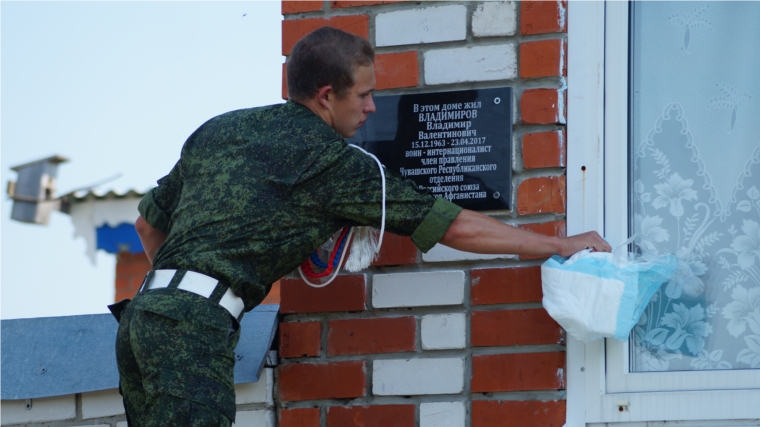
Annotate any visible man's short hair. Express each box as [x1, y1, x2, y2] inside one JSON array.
[[287, 27, 374, 101]]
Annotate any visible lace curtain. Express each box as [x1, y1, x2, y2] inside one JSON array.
[[630, 1, 760, 372]]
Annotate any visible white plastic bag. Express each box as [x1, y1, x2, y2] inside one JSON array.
[[541, 237, 678, 342]]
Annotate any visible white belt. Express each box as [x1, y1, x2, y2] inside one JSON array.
[[146, 270, 245, 318]]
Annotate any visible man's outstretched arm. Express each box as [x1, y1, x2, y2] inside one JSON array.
[[135, 216, 167, 265], [439, 209, 610, 258]]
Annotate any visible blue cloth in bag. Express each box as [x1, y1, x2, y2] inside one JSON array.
[[541, 238, 678, 342]]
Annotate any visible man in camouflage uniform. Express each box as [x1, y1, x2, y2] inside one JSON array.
[[116, 27, 609, 426]]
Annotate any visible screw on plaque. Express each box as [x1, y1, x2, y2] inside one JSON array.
[[493, 192, 500, 199], [40, 367, 47, 373], [235, 354, 243, 361], [494, 97, 501, 104]]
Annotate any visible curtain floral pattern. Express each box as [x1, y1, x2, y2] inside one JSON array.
[[630, 2, 760, 372]]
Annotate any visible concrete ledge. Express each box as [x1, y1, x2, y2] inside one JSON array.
[[235, 368, 274, 405], [1, 395, 76, 425], [233, 409, 275, 426], [82, 388, 125, 419]]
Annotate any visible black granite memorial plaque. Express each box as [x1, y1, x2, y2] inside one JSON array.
[[348, 87, 513, 211]]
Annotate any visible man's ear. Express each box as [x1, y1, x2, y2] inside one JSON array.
[[316, 85, 334, 110]]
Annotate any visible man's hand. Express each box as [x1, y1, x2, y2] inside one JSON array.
[[135, 216, 167, 265], [558, 231, 611, 258], [440, 209, 610, 257]]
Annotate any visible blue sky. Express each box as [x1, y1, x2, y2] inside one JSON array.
[[1, 1, 284, 319]]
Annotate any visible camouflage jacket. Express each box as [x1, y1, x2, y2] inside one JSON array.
[[139, 101, 462, 311]]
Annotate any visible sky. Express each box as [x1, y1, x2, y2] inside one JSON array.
[[1, 1, 284, 319]]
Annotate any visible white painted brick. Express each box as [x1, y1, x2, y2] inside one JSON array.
[[424, 44, 517, 85], [235, 368, 274, 405], [117, 422, 129, 427], [1, 395, 76, 425], [233, 409, 275, 427], [376, 5, 466, 47], [420, 402, 466, 427], [422, 243, 518, 263], [373, 358, 464, 396], [81, 388, 125, 419], [372, 271, 464, 308], [472, 1, 517, 37], [69, 425, 110, 427], [422, 313, 466, 350]]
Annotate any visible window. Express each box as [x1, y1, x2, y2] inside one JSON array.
[[566, 2, 760, 425]]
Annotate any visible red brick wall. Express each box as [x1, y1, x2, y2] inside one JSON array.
[[278, 1, 568, 426], [114, 253, 281, 304], [114, 252, 152, 301]]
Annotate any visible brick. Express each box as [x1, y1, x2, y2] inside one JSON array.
[[421, 313, 466, 350], [328, 316, 415, 355], [472, 309, 563, 347], [327, 405, 415, 427], [471, 352, 565, 392], [472, 400, 566, 427], [117, 422, 129, 427], [81, 388, 124, 419], [116, 251, 149, 264], [518, 220, 566, 260], [425, 44, 517, 85], [371, 232, 417, 266], [519, 220, 566, 238], [422, 244, 517, 263], [115, 276, 143, 301], [520, 88, 565, 124], [376, 5, 466, 47], [115, 257, 152, 277], [235, 368, 274, 405], [261, 280, 281, 305], [341, 232, 417, 272], [280, 408, 320, 427], [0, 395, 76, 424], [472, 1, 517, 37], [520, 39, 566, 78], [471, 266, 543, 305], [420, 402, 466, 427], [372, 271, 464, 308], [374, 52, 419, 91], [279, 361, 366, 401], [282, 1, 323, 15], [234, 409, 276, 427], [517, 176, 565, 215], [523, 131, 566, 169], [520, 1, 567, 35], [280, 321, 322, 358], [331, 1, 403, 8], [280, 274, 366, 313], [373, 358, 464, 396], [282, 15, 369, 55], [282, 63, 288, 100]]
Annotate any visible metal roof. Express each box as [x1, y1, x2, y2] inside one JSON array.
[[64, 188, 148, 203], [10, 155, 69, 172], [1, 304, 279, 400]]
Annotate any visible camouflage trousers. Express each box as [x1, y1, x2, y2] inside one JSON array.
[[114, 287, 240, 426]]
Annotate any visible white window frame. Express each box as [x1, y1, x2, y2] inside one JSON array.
[[565, 2, 760, 426]]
